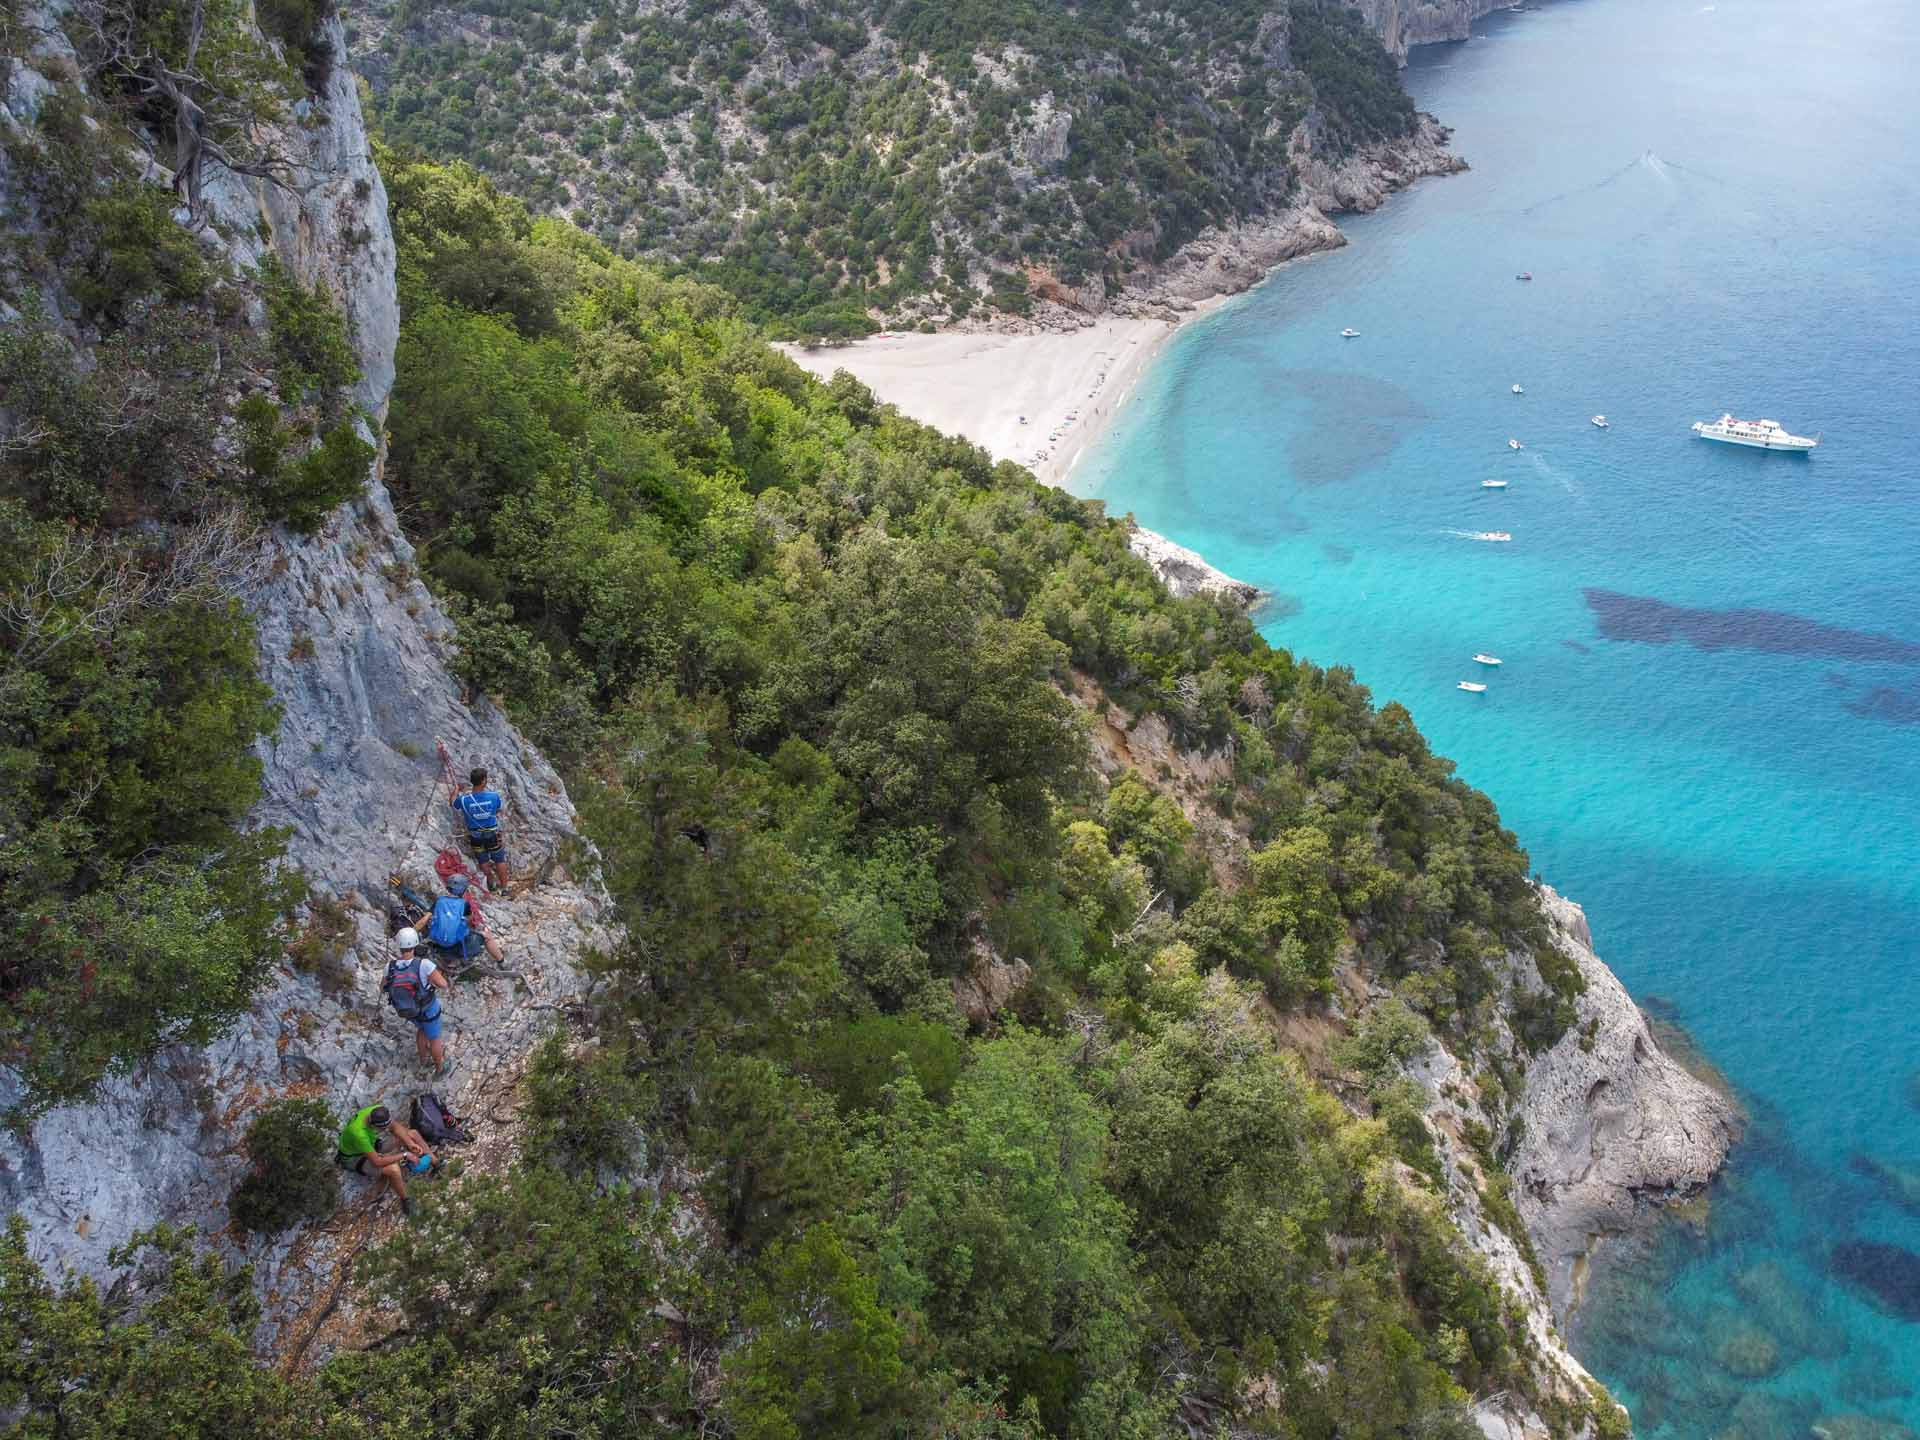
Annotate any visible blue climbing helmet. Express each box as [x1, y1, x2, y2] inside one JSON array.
[[447, 874, 468, 895]]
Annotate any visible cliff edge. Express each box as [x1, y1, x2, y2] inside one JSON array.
[[0, 8, 613, 1355]]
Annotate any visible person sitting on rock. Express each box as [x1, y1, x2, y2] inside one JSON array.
[[384, 927, 453, 1078], [335, 1103, 430, 1216], [426, 873, 505, 971], [450, 767, 509, 893]]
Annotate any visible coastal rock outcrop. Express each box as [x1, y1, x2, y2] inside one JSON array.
[[1508, 887, 1740, 1317], [1404, 885, 1737, 1427], [1353, 0, 1516, 64], [1108, 114, 1466, 318], [1127, 525, 1262, 605], [0, 9, 612, 1353]]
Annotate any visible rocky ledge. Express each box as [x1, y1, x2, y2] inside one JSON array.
[[1128, 525, 1262, 605]]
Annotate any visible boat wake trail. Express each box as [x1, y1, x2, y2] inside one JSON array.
[[1529, 452, 1582, 496], [1520, 150, 1711, 216], [1520, 155, 1644, 216]]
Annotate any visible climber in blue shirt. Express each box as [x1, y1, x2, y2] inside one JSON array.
[[450, 767, 510, 892]]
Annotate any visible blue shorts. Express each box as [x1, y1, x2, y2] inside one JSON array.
[[414, 1008, 443, 1040], [467, 836, 506, 866]]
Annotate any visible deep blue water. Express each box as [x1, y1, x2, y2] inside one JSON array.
[[1076, 0, 1920, 1427]]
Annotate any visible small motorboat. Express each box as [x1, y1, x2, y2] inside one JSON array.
[[1475, 531, 1513, 542], [1508, 438, 1524, 450], [1458, 681, 1489, 693], [1474, 653, 1503, 666], [1511, 384, 1524, 394], [1340, 328, 1360, 338], [1517, 272, 1533, 281], [1481, 478, 1509, 489], [1590, 414, 1610, 428]]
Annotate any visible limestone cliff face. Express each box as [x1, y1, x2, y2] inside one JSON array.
[[1353, 0, 1516, 64], [1413, 886, 1737, 1433], [0, 10, 612, 1353], [1512, 888, 1739, 1316]]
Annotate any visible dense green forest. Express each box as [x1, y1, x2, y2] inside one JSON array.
[[355, 0, 1417, 334], [1, 4, 1617, 1434]]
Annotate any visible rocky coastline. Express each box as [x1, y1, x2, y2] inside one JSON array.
[[1414, 886, 1740, 1434], [1355, 0, 1522, 64], [1127, 526, 1264, 605], [963, 112, 1467, 337]]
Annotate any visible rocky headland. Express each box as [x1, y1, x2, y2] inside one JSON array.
[[1355, 0, 1522, 63], [1126, 526, 1264, 605]]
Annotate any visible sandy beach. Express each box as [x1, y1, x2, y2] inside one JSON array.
[[781, 305, 1219, 489]]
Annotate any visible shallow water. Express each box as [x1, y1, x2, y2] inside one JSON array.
[[1077, 0, 1920, 1424]]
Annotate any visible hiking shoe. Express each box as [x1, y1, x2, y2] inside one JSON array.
[[436, 1057, 453, 1079], [401, 1197, 415, 1218]]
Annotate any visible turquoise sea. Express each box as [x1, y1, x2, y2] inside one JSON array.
[[1076, 0, 1920, 1427]]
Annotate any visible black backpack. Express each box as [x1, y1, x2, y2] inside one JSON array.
[[384, 954, 430, 1020], [411, 1091, 474, 1146]]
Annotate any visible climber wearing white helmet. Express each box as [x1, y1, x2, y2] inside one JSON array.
[[382, 925, 453, 1078]]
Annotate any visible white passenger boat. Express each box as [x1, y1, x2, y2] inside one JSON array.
[[1474, 653, 1503, 666], [1458, 681, 1488, 692], [1474, 531, 1513, 542], [1340, 328, 1360, 338], [1508, 438, 1523, 450], [1481, 478, 1509, 489], [1512, 384, 1524, 394], [1591, 415, 1610, 428], [1690, 413, 1818, 451]]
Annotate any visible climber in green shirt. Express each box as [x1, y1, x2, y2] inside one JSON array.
[[335, 1104, 429, 1214]]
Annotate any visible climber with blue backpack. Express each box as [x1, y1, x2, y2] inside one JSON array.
[[427, 873, 505, 969], [384, 927, 454, 1078]]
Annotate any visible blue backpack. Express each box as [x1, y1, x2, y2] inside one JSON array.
[[429, 895, 470, 948]]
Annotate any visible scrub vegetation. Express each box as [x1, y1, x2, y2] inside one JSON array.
[[0, 9, 1615, 1437], [356, 0, 1417, 334], [0, 16, 371, 1117]]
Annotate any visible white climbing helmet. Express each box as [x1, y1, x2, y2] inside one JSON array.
[[396, 926, 421, 950]]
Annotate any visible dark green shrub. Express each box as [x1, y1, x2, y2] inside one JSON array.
[[811, 1014, 962, 1115], [256, 0, 334, 90], [269, 419, 374, 531], [229, 1098, 337, 1235], [0, 517, 289, 1117], [520, 1029, 654, 1176], [236, 395, 370, 531], [260, 256, 359, 405], [72, 182, 211, 320], [235, 393, 292, 478]]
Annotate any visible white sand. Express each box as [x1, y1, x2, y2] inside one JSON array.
[[781, 308, 1216, 488]]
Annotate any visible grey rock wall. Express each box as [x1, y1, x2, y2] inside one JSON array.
[[0, 15, 613, 1352], [1409, 884, 1736, 1429], [1512, 887, 1739, 1318]]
